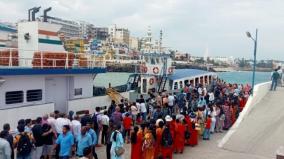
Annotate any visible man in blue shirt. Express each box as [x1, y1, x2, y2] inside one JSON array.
[[55, 125, 74, 159], [76, 126, 92, 157], [86, 123, 98, 159]]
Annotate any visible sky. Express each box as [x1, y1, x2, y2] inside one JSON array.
[[1, 0, 284, 60]]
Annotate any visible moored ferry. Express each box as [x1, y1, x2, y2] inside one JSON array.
[[0, 17, 106, 129]]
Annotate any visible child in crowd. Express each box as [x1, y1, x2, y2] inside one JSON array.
[[203, 115, 212, 140], [123, 113, 132, 143]]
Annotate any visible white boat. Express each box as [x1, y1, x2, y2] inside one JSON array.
[[125, 53, 217, 96], [0, 17, 110, 129]]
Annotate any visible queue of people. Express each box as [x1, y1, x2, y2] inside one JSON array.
[[0, 78, 250, 159]]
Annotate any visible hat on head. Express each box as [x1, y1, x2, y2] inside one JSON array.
[[156, 119, 164, 126], [165, 115, 172, 122]]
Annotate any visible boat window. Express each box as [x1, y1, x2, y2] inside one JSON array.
[[151, 57, 156, 65], [145, 56, 149, 63], [142, 79, 147, 94], [179, 81, 183, 89], [27, 89, 42, 102], [195, 78, 199, 85], [169, 80, 173, 90], [190, 80, 194, 86], [74, 88, 83, 96], [156, 58, 160, 64], [184, 80, 189, 86], [174, 82, 178, 90], [6, 91, 24, 104]]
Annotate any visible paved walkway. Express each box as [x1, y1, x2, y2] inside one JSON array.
[[94, 87, 284, 159], [222, 87, 284, 159]]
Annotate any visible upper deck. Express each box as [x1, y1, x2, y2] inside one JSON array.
[[0, 48, 106, 75]]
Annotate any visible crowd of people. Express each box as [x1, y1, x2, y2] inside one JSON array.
[[0, 78, 252, 159]]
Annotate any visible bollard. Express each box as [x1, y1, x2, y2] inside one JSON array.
[[276, 146, 284, 159]]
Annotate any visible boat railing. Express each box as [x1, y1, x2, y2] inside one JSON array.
[[0, 48, 106, 69]]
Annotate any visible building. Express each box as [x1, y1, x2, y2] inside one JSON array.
[[42, 16, 80, 39], [129, 37, 139, 50], [64, 38, 87, 53], [78, 21, 95, 39], [209, 56, 235, 65], [94, 27, 108, 41], [108, 24, 130, 46], [0, 22, 17, 48], [175, 52, 190, 61]]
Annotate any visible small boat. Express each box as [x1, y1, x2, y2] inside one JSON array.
[[125, 53, 217, 96]]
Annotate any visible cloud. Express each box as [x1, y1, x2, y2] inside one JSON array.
[[1, 0, 284, 60]]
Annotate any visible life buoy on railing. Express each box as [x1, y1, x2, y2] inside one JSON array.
[[168, 67, 174, 74], [153, 67, 159, 74], [149, 78, 155, 85], [140, 65, 148, 73]]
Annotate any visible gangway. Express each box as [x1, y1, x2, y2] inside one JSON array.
[[106, 87, 124, 104]]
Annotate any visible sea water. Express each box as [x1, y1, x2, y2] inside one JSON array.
[[94, 71, 271, 88]]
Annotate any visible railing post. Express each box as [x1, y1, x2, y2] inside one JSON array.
[[65, 52, 68, 69], [41, 51, 43, 69], [9, 49, 12, 67], [53, 59, 56, 68]]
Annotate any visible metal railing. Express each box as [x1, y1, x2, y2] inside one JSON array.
[[0, 48, 106, 69]]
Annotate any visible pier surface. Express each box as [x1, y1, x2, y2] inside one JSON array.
[[95, 87, 283, 159]]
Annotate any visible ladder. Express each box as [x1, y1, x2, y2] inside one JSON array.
[[158, 75, 167, 92], [157, 56, 168, 92]]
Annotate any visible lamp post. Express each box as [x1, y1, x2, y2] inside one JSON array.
[[246, 29, 258, 96]]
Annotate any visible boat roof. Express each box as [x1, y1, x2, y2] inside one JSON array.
[[169, 69, 214, 81], [0, 68, 106, 76]]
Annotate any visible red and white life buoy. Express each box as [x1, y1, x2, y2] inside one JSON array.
[[149, 78, 155, 85], [140, 65, 148, 73], [153, 67, 159, 74], [168, 67, 174, 74]]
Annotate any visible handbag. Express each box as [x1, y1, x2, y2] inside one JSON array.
[[115, 131, 125, 157], [115, 146, 125, 157]]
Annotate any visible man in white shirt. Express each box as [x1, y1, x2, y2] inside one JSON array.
[[140, 100, 147, 121], [55, 113, 70, 134], [168, 93, 175, 115], [198, 87, 203, 95], [208, 91, 215, 104], [93, 107, 102, 145], [101, 111, 109, 145], [0, 134, 11, 159], [71, 115, 81, 139], [47, 113, 56, 133]]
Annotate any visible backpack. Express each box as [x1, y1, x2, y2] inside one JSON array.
[[92, 113, 99, 130], [161, 127, 173, 147], [17, 133, 32, 156]]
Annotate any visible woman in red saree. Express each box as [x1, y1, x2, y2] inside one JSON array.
[[142, 126, 155, 159], [161, 116, 174, 159], [170, 115, 177, 152], [131, 126, 143, 159], [155, 121, 164, 158], [188, 112, 198, 146], [174, 119, 185, 153], [184, 115, 191, 145]]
